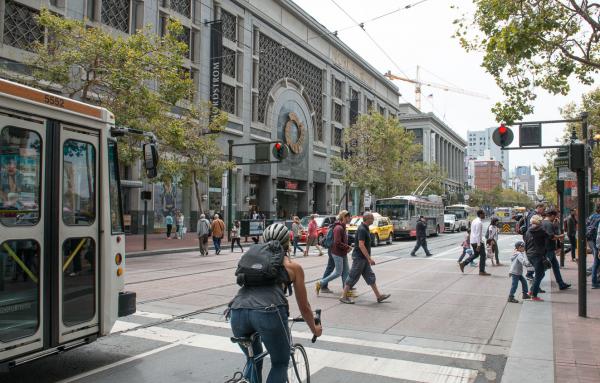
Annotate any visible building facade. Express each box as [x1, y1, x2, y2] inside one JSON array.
[[397, 104, 467, 196], [467, 127, 510, 187], [473, 160, 503, 191], [511, 165, 535, 195], [0, 0, 402, 232]]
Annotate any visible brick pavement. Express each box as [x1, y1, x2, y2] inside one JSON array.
[[552, 260, 600, 383]]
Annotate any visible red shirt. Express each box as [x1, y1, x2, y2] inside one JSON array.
[[308, 220, 318, 237]]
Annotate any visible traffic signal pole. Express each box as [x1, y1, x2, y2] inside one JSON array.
[[577, 112, 588, 317]]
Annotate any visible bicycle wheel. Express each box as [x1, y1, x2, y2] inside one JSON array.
[[287, 343, 310, 383]]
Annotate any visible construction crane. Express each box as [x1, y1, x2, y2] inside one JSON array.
[[384, 67, 489, 110]]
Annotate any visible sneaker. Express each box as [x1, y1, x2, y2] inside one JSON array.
[[507, 296, 519, 303], [479, 271, 491, 276], [531, 296, 544, 302], [315, 281, 321, 296], [320, 287, 334, 294], [426, 253, 433, 257], [459, 262, 465, 273], [410, 253, 416, 257], [339, 296, 355, 304], [377, 294, 391, 303], [559, 283, 572, 290], [522, 292, 531, 300]]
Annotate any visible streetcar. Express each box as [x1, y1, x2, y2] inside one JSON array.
[[444, 204, 477, 231], [0, 78, 158, 369], [375, 195, 444, 238]]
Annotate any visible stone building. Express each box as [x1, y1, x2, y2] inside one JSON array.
[[0, 0, 402, 232]]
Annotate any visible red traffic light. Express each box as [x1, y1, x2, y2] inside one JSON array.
[[492, 125, 514, 148], [499, 125, 507, 134], [272, 142, 288, 160]]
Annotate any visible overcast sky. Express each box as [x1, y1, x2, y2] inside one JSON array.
[[293, 0, 598, 188]]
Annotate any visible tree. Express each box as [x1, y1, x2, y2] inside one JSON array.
[[455, 1, 600, 123], [157, 103, 231, 214], [330, 112, 423, 210]]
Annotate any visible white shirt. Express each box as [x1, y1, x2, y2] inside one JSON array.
[[470, 217, 483, 245]]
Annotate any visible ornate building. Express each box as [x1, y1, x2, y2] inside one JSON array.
[[0, 0, 402, 232]]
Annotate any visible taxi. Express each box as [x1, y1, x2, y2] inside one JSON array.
[[347, 213, 394, 247]]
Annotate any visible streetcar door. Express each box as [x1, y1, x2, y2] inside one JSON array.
[[0, 114, 46, 361], [56, 125, 100, 344]]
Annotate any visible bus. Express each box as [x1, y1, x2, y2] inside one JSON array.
[[0, 79, 158, 369], [444, 204, 478, 231], [375, 195, 444, 239]]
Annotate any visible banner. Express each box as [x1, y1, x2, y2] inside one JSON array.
[[209, 20, 223, 120]]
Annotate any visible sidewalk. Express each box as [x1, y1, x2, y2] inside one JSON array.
[[124, 233, 254, 257], [551, 260, 600, 382]]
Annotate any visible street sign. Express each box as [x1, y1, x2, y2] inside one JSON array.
[[558, 167, 577, 181], [519, 123, 542, 147], [554, 157, 569, 168]]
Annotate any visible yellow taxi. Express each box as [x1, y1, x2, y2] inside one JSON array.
[[347, 213, 394, 247]]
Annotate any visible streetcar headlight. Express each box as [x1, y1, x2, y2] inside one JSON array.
[[115, 253, 123, 265]]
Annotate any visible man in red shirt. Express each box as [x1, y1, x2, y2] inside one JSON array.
[[305, 214, 324, 256]]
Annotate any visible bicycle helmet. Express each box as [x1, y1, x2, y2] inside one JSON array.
[[263, 223, 290, 247]]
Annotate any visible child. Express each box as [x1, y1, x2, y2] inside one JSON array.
[[508, 240, 531, 303], [458, 229, 471, 263], [486, 238, 496, 266]]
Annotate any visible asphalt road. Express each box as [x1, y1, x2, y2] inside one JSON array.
[[3, 228, 519, 383]]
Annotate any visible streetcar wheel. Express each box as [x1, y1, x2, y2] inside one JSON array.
[[288, 344, 310, 383]]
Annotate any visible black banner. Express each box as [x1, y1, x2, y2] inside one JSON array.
[[209, 20, 223, 120]]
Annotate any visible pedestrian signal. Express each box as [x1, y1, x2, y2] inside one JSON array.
[[272, 142, 289, 161], [492, 124, 514, 148]]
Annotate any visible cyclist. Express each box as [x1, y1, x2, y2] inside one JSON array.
[[228, 223, 322, 383]]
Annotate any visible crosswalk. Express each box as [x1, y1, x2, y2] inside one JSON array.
[[70, 310, 491, 383]]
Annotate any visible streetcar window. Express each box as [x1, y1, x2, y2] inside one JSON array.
[[0, 127, 42, 226], [62, 237, 96, 327], [0, 239, 40, 342], [108, 140, 124, 234], [62, 140, 96, 226]]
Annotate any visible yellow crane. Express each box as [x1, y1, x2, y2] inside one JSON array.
[[384, 67, 489, 110]]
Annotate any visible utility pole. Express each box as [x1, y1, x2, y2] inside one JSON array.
[[227, 140, 234, 238], [576, 112, 588, 317]]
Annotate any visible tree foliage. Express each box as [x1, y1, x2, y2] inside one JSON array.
[[467, 187, 533, 208], [331, 112, 441, 208], [455, 0, 600, 123]]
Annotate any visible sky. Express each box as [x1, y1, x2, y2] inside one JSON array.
[[293, 0, 598, 189]]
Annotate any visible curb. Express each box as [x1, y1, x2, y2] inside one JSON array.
[[501, 278, 554, 383], [126, 242, 254, 258]]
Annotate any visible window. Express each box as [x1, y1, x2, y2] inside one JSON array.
[[222, 84, 236, 114], [0, 239, 41, 342], [101, 0, 131, 33], [170, 0, 191, 18], [108, 140, 124, 234], [334, 103, 342, 123], [222, 10, 237, 42], [3, 2, 44, 51], [62, 237, 96, 326], [62, 140, 96, 225], [0, 127, 42, 226], [333, 127, 343, 147], [334, 79, 342, 99], [223, 47, 236, 78]]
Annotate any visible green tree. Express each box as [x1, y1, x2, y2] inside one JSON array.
[[331, 112, 423, 210], [455, 1, 600, 123]]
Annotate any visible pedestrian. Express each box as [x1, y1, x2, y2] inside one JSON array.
[[525, 215, 549, 301], [305, 214, 324, 256], [174, 211, 181, 239], [507, 240, 531, 303], [197, 214, 211, 256], [291, 216, 305, 256], [457, 228, 471, 263], [566, 208, 577, 261], [316, 210, 352, 295], [339, 212, 390, 304], [165, 213, 174, 239], [177, 211, 185, 240], [587, 204, 600, 288], [410, 216, 432, 257], [542, 210, 571, 290], [486, 217, 501, 266], [211, 213, 225, 255], [231, 220, 244, 253], [459, 210, 490, 276]]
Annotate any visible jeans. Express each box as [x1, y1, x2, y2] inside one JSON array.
[[166, 224, 172, 238], [231, 237, 243, 252], [509, 274, 529, 297], [546, 250, 566, 288], [292, 237, 304, 255], [568, 235, 577, 258], [230, 306, 290, 383], [213, 236, 222, 253], [322, 248, 335, 279], [528, 255, 546, 296], [463, 244, 487, 272], [590, 241, 600, 286], [411, 237, 431, 256], [320, 255, 349, 289]]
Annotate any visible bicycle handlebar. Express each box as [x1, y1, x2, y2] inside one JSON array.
[[290, 309, 322, 343]]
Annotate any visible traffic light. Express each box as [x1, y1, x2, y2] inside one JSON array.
[[492, 124, 514, 148], [272, 142, 289, 161]]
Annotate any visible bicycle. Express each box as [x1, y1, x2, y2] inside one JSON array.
[[225, 309, 321, 383]]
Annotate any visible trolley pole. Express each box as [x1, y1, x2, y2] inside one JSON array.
[[577, 112, 588, 317], [227, 139, 234, 238], [557, 178, 565, 267]]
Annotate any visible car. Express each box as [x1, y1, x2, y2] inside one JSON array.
[[346, 213, 394, 247], [299, 215, 337, 244], [444, 214, 459, 233]]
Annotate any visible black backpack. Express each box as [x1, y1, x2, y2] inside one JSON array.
[[235, 241, 290, 289]]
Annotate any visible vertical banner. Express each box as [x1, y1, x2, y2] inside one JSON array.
[[210, 20, 223, 121]]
